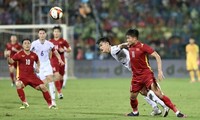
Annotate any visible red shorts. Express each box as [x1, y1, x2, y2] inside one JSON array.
[[130, 72, 156, 93], [51, 63, 65, 76], [18, 74, 44, 88]]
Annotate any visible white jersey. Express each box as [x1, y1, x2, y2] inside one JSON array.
[[110, 46, 131, 71], [31, 39, 54, 63], [31, 39, 54, 79]]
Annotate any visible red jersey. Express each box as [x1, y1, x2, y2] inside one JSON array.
[[49, 38, 70, 63], [129, 42, 154, 77], [6, 42, 22, 57], [12, 51, 39, 79]]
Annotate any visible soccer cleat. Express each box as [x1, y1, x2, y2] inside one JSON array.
[[58, 93, 64, 99], [151, 109, 162, 116], [19, 102, 29, 109], [49, 105, 58, 109], [163, 107, 170, 117], [126, 112, 139, 116], [177, 112, 187, 118]]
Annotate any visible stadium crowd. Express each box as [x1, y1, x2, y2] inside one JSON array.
[[0, 0, 200, 59]]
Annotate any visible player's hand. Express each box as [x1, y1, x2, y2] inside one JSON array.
[[59, 48, 65, 53], [58, 59, 64, 66], [4, 50, 11, 58], [158, 70, 165, 81], [119, 42, 129, 49], [35, 67, 40, 73]]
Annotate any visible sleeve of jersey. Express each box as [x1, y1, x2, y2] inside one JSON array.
[[64, 40, 70, 48], [143, 44, 154, 54], [12, 53, 19, 61], [30, 42, 35, 51], [50, 42, 56, 52], [35, 54, 39, 62]]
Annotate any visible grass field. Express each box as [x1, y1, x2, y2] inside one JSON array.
[[0, 78, 199, 120]]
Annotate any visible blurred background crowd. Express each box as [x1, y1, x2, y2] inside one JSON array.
[[0, 0, 200, 60]]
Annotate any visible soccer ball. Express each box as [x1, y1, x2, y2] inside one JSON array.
[[49, 7, 63, 20]]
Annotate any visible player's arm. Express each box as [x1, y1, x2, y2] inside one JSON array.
[[60, 41, 72, 53], [151, 51, 164, 81], [5, 51, 15, 64], [53, 49, 64, 65], [35, 60, 40, 73], [118, 42, 129, 49]]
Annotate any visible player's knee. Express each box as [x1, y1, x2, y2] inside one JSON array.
[[39, 84, 48, 92], [15, 81, 23, 88], [130, 93, 137, 100]]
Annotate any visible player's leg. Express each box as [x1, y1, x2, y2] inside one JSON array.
[[150, 82, 186, 118], [9, 65, 15, 86], [147, 90, 168, 109], [54, 72, 63, 99], [46, 75, 57, 106], [187, 60, 195, 82], [126, 80, 141, 117], [36, 84, 53, 107], [140, 87, 162, 116], [15, 80, 29, 109], [126, 92, 139, 116]]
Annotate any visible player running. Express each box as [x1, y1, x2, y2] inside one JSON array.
[[124, 28, 186, 118], [5, 38, 55, 109], [50, 26, 71, 99], [31, 28, 64, 107], [4, 35, 22, 86], [97, 37, 169, 116]]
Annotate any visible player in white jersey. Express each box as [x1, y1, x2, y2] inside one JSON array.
[[31, 28, 64, 106], [97, 37, 169, 116]]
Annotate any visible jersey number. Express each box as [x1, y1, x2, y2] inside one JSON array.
[[26, 59, 30, 65], [41, 51, 44, 56]]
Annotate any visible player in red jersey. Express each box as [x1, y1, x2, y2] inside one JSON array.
[[5, 38, 56, 109], [124, 29, 186, 118], [4, 35, 22, 86], [50, 26, 71, 99]]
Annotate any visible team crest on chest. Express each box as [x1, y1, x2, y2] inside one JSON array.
[[31, 56, 34, 59], [136, 48, 140, 51], [59, 41, 62, 44], [22, 55, 25, 57]]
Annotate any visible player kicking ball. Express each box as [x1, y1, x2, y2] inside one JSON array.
[[97, 37, 169, 117], [5, 38, 55, 109]]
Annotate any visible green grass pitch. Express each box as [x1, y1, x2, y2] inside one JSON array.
[[0, 78, 199, 120]]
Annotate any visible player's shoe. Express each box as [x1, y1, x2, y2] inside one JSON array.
[[58, 93, 64, 99], [49, 105, 58, 109], [176, 112, 187, 118], [163, 107, 170, 117], [126, 112, 139, 116], [151, 108, 162, 116], [19, 102, 29, 109]]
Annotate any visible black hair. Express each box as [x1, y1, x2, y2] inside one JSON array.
[[125, 28, 139, 39], [38, 28, 47, 33], [96, 37, 111, 45], [22, 38, 31, 44], [53, 26, 62, 32]]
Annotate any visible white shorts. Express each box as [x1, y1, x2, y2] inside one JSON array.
[[37, 61, 53, 80]]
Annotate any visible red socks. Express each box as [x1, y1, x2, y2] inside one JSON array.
[[130, 99, 138, 112], [161, 95, 177, 112], [55, 80, 63, 93], [42, 91, 52, 106], [17, 88, 26, 102], [10, 73, 14, 83]]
